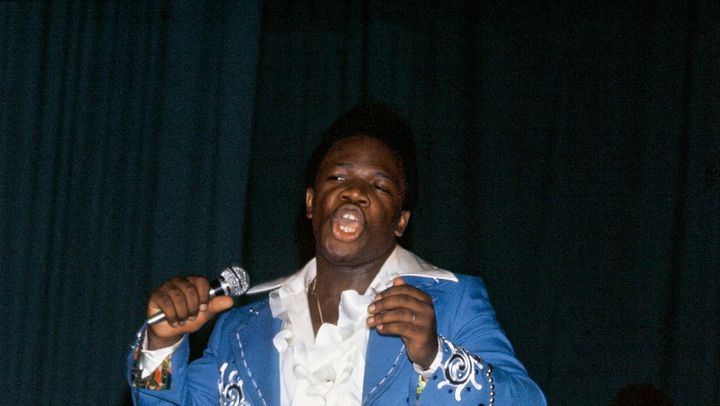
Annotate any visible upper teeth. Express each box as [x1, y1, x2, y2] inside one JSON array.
[[342, 213, 357, 221]]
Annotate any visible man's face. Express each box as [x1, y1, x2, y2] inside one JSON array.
[[306, 135, 411, 268]]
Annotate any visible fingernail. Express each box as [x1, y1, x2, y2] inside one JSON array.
[[188, 315, 197, 321], [200, 303, 207, 311], [172, 322, 178, 327], [368, 304, 375, 312], [367, 316, 374, 324], [179, 320, 186, 326]]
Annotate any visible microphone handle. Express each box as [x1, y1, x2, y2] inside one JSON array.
[[146, 278, 226, 325]]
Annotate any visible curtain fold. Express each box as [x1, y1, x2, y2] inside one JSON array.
[[1, 1, 260, 403], [1, 1, 717, 404]]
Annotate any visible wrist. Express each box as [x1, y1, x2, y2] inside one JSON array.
[[413, 336, 444, 378], [147, 329, 183, 351]]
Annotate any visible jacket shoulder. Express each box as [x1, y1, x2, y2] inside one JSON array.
[[212, 297, 273, 336]]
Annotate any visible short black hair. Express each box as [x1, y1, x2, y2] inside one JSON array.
[[305, 103, 418, 211]]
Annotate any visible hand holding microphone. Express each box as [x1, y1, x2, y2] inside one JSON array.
[[145, 267, 249, 350]]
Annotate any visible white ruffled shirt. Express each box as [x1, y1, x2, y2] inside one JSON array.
[[268, 263, 373, 405]]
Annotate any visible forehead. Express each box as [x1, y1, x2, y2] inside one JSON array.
[[319, 136, 404, 176]]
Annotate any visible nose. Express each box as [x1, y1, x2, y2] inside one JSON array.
[[340, 182, 369, 206]]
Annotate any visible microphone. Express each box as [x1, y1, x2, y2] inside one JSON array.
[[147, 266, 250, 325]]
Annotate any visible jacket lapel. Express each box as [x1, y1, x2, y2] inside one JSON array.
[[229, 304, 282, 406], [361, 273, 446, 404], [362, 328, 410, 404]]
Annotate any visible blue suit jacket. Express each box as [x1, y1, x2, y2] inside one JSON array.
[[129, 254, 546, 405]]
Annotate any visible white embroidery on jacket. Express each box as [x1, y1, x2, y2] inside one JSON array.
[[218, 362, 250, 406], [436, 339, 485, 401]]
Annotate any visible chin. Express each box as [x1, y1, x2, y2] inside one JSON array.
[[320, 240, 365, 265]]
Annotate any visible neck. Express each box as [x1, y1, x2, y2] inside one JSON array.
[[314, 247, 395, 296], [308, 246, 395, 335]]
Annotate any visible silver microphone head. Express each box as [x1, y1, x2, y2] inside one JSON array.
[[220, 266, 250, 297]]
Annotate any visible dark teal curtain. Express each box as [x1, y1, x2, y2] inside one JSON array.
[[2, 1, 718, 405], [1, 1, 261, 404]]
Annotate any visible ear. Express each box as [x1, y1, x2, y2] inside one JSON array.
[[394, 210, 411, 237], [305, 187, 314, 219]]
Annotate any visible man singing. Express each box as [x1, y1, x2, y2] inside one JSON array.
[[128, 103, 546, 405]]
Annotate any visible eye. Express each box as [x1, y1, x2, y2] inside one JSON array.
[[372, 183, 391, 194], [327, 175, 347, 182]]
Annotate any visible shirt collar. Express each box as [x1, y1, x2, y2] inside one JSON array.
[[247, 245, 457, 297]]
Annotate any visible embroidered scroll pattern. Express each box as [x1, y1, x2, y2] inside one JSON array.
[[218, 362, 250, 406], [436, 339, 485, 401]]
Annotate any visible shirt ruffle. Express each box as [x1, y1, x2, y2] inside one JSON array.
[[270, 267, 375, 405]]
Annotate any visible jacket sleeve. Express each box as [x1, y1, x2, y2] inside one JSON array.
[[417, 275, 547, 405], [127, 314, 233, 405]]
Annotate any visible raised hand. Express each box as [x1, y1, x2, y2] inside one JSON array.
[[366, 278, 438, 369], [146, 276, 234, 350]]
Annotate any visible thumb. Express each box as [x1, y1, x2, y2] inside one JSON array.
[[205, 295, 234, 316], [392, 277, 407, 286]]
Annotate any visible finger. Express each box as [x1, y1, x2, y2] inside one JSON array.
[[369, 292, 429, 316], [154, 295, 233, 331], [186, 276, 211, 314], [368, 307, 422, 329], [148, 277, 198, 325], [373, 319, 422, 337], [166, 277, 201, 323], [206, 295, 234, 316], [178, 277, 207, 320], [375, 279, 432, 303], [148, 289, 180, 324], [148, 279, 184, 323]]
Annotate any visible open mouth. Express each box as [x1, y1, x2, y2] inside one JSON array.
[[331, 205, 365, 242]]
